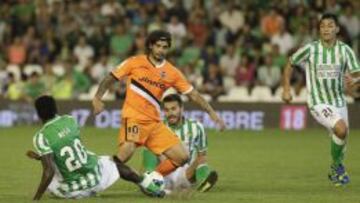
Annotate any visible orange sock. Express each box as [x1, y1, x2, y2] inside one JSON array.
[[156, 159, 179, 176]]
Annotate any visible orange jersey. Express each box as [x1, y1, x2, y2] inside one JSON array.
[[111, 55, 193, 121]]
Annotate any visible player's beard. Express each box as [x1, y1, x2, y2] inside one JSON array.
[[167, 114, 181, 125]]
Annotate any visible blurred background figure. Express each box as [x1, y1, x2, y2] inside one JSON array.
[[0, 0, 358, 102]]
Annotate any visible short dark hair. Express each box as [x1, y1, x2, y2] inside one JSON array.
[[319, 13, 339, 26], [35, 95, 58, 122], [145, 30, 172, 53], [163, 94, 183, 107]]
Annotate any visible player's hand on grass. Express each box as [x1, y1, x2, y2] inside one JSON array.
[[92, 97, 105, 115], [282, 88, 292, 104], [26, 150, 41, 160]]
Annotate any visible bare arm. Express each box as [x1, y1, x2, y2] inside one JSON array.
[[92, 73, 118, 114], [281, 59, 294, 103], [94, 73, 118, 100], [187, 89, 225, 130], [33, 154, 55, 200], [26, 150, 41, 161]]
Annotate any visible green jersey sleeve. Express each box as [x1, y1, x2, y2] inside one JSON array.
[[344, 45, 360, 73], [195, 122, 207, 153], [290, 44, 311, 66], [33, 132, 53, 156]]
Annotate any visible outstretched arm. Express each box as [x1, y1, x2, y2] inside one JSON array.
[[33, 154, 55, 200], [282, 60, 293, 103], [92, 73, 118, 115], [187, 89, 225, 130]]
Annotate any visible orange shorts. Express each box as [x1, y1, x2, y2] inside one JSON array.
[[118, 118, 180, 155]]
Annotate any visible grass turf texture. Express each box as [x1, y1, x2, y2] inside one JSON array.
[[0, 127, 360, 203]]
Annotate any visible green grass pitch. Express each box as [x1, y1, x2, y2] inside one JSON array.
[[1, 127, 360, 203]]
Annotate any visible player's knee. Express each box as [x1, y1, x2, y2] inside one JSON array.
[[177, 152, 189, 166], [333, 120, 348, 139]]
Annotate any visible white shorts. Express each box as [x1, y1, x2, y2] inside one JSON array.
[[164, 164, 192, 191], [48, 156, 119, 199], [310, 104, 348, 132]]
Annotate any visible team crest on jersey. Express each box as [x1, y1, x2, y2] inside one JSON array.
[[160, 71, 166, 78]]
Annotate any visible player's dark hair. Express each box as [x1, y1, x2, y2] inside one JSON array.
[[35, 95, 58, 123], [319, 13, 339, 26], [163, 94, 183, 107], [145, 30, 172, 53]]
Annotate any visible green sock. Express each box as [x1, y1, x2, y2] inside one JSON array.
[[331, 134, 345, 167], [142, 148, 159, 171], [196, 164, 210, 183]]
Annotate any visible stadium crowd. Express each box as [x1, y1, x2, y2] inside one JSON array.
[[0, 0, 358, 101]]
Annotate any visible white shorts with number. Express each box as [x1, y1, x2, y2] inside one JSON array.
[[48, 156, 119, 199], [164, 164, 192, 191], [309, 104, 348, 132]]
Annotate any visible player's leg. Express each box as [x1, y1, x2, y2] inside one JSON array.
[[328, 107, 349, 186], [310, 104, 349, 185], [163, 164, 192, 194], [117, 120, 166, 197], [146, 123, 189, 176], [184, 157, 218, 192], [158, 143, 189, 175], [117, 141, 136, 163], [94, 156, 120, 192], [142, 148, 159, 172]]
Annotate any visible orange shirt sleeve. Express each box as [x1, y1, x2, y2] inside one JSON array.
[[111, 57, 136, 80], [172, 68, 193, 94]]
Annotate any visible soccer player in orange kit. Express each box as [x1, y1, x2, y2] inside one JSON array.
[[92, 30, 225, 196]]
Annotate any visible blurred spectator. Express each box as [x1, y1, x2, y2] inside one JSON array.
[[178, 39, 201, 69], [7, 36, 26, 65], [73, 35, 95, 69], [5, 73, 24, 101], [165, 0, 188, 23], [325, 0, 341, 14], [130, 31, 146, 55], [166, 15, 186, 50], [271, 25, 295, 55], [218, 2, 244, 35], [100, 0, 125, 17], [257, 55, 281, 94], [272, 44, 287, 69], [110, 24, 133, 60], [41, 63, 56, 93], [188, 9, 208, 47], [200, 63, 225, 100], [0, 0, 358, 102], [72, 62, 92, 96], [339, 4, 359, 41], [182, 64, 198, 87], [289, 5, 309, 34], [293, 24, 312, 46], [91, 55, 112, 83], [235, 54, 256, 87], [261, 8, 285, 37], [52, 61, 73, 100], [220, 45, 240, 77], [200, 45, 219, 71], [23, 72, 46, 101], [148, 15, 165, 33]]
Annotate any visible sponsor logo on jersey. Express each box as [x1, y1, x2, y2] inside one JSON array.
[[138, 77, 166, 90]]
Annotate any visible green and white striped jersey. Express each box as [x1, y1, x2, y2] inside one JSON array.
[[166, 118, 207, 164], [290, 40, 360, 108], [33, 115, 100, 194]]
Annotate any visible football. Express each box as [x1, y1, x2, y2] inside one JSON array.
[[142, 171, 165, 191]]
